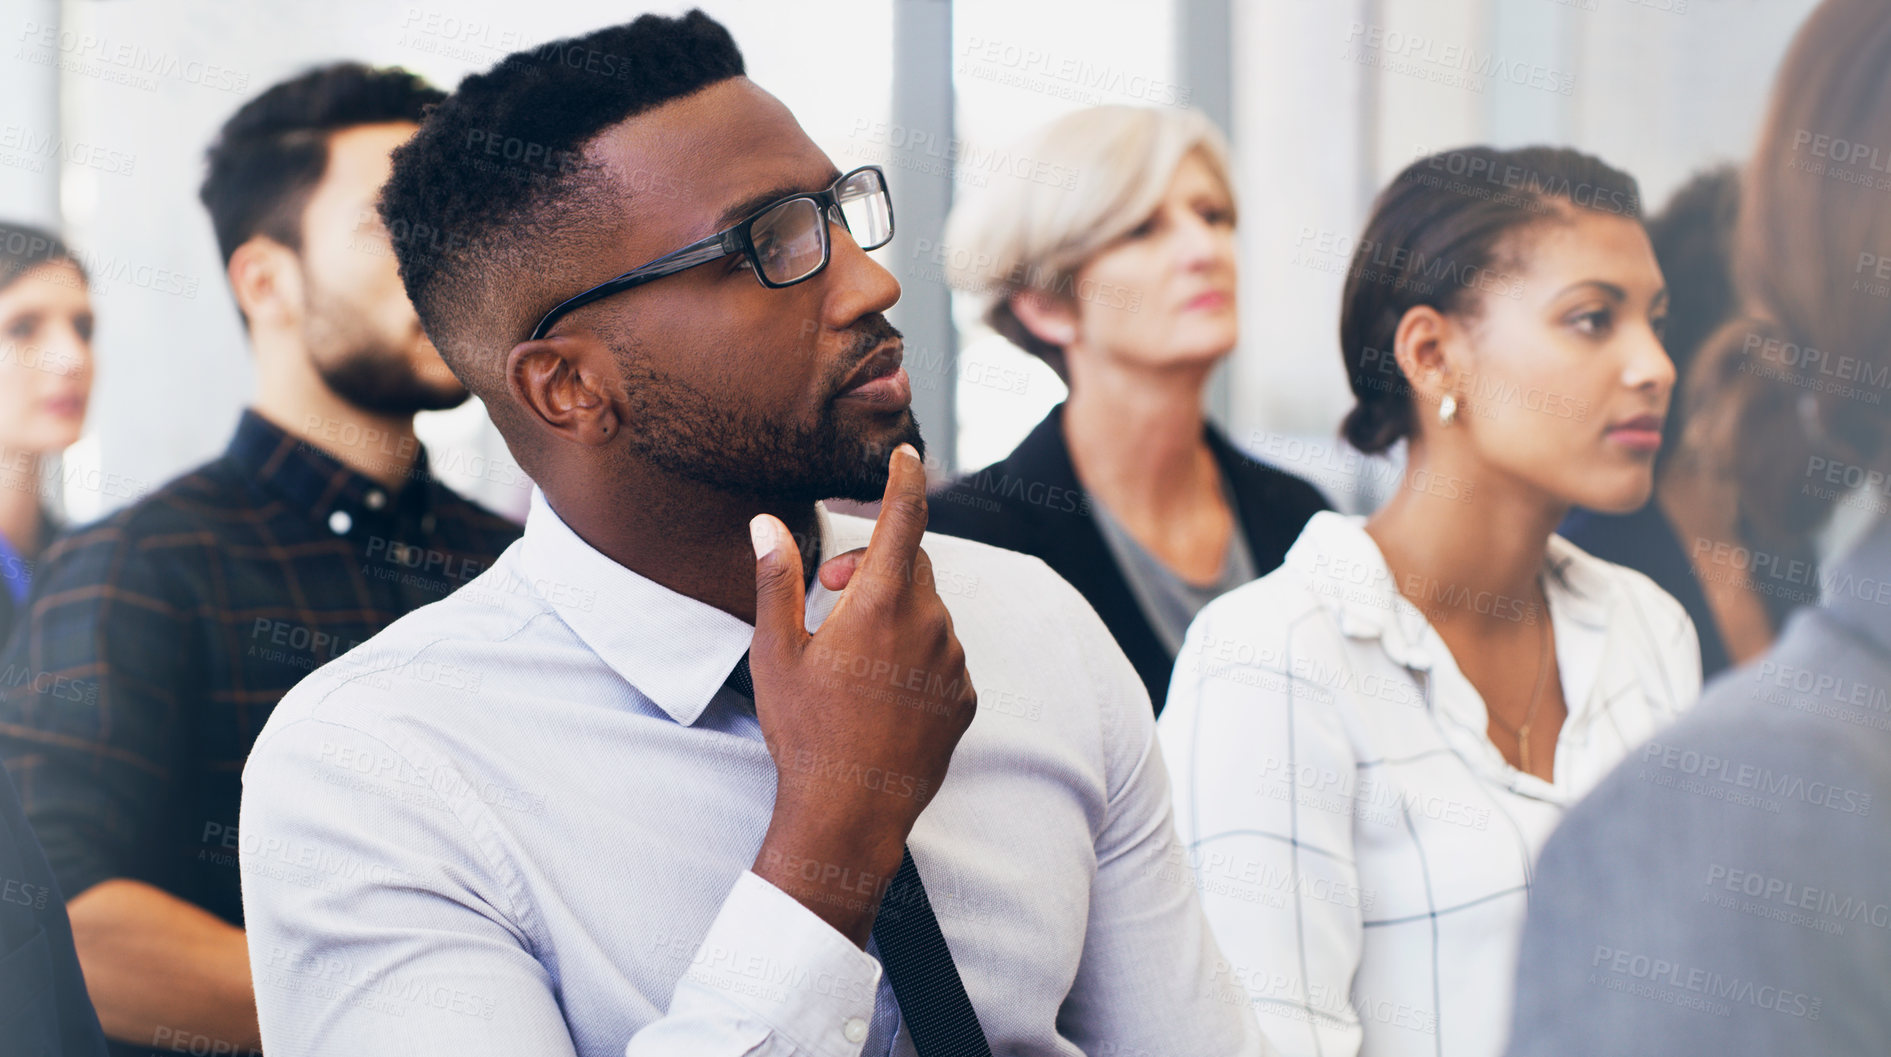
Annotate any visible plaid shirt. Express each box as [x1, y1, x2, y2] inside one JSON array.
[[0, 410, 521, 926]]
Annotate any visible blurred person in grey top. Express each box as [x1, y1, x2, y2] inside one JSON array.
[[1507, 1, 1891, 1053]]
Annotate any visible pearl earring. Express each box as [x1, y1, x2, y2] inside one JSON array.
[[1438, 394, 1459, 426]]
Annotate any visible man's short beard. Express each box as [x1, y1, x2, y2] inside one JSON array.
[[304, 278, 468, 417], [608, 323, 925, 503]]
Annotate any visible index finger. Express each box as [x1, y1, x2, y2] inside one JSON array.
[[855, 443, 928, 587]]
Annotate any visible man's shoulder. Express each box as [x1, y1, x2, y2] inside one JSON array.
[[36, 457, 251, 586], [834, 509, 1083, 607], [260, 558, 560, 734], [830, 510, 1126, 682]]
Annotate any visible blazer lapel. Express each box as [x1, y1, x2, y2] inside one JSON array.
[[1003, 405, 1174, 707]]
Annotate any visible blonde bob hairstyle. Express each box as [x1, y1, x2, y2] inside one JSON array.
[[941, 105, 1234, 382]]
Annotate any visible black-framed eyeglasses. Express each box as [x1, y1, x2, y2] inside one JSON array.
[[527, 165, 894, 341]]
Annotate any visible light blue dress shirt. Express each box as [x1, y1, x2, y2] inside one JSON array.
[[238, 490, 1271, 1057]]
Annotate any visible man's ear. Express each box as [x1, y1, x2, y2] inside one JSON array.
[[1009, 289, 1079, 349], [1392, 304, 1463, 416], [227, 237, 303, 331], [504, 334, 622, 447]]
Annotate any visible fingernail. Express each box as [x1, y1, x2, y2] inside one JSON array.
[[749, 515, 776, 559], [895, 443, 918, 465]]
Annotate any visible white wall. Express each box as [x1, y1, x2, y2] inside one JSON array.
[[1228, 0, 1821, 510], [0, 0, 61, 227], [945, 0, 1179, 470], [7, 0, 1828, 516]]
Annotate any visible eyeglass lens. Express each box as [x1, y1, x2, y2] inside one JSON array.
[[750, 198, 826, 285], [748, 170, 892, 285]]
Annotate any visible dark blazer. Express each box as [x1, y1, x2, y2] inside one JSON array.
[[928, 403, 1330, 715], [0, 762, 108, 1057]]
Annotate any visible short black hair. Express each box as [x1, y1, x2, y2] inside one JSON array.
[[200, 62, 444, 266], [1339, 145, 1643, 454], [378, 10, 746, 395]]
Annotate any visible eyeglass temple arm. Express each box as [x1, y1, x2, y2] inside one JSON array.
[[528, 230, 743, 341]]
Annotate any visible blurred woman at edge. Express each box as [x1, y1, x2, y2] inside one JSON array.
[[0, 224, 94, 649]]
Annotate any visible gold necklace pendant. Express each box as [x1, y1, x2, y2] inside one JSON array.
[[1492, 581, 1553, 777], [1516, 587, 1552, 777]]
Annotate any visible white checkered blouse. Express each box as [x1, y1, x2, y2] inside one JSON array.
[[1159, 512, 1701, 1057]]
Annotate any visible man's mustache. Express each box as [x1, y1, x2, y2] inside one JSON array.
[[830, 314, 904, 393]]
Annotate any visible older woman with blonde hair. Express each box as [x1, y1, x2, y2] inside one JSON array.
[[928, 105, 1329, 715]]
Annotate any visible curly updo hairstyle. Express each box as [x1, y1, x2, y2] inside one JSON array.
[[1687, 0, 1891, 551], [1339, 146, 1643, 453]]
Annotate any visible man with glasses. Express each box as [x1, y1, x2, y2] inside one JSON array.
[[238, 11, 1270, 1057]]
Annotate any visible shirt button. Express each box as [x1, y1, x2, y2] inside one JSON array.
[[420, 513, 437, 534], [842, 1017, 868, 1043], [327, 510, 353, 535], [365, 489, 388, 511]]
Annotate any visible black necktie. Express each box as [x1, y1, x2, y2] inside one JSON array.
[[725, 652, 992, 1057]]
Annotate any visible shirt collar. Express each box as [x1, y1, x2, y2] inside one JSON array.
[[1540, 531, 1613, 628], [227, 409, 437, 534], [519, 489, 866, 726], [1284, 512, 1436, 669], [1283, 511, 1616, 671]]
